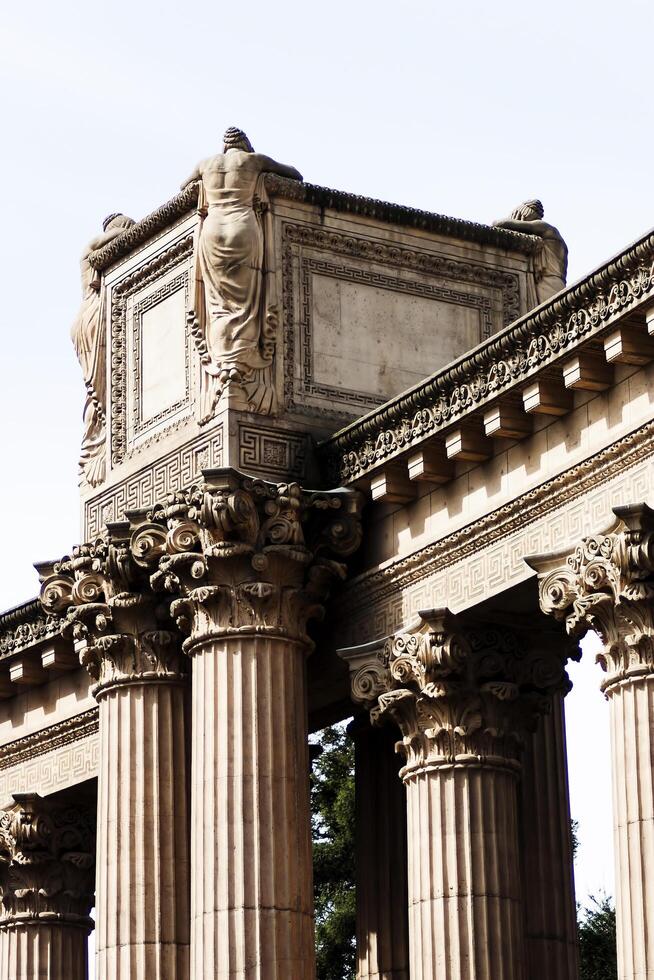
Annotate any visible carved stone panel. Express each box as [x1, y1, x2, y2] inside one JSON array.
[[282, 222, 519, 419], [110, 235, 195, 465], [238, 423, 309, 480], [133, 276, 189, 429]]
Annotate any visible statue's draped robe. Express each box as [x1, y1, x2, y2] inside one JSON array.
[[534, 234, 567, 303], [194, 154, 274, 417], [71, 257, 106, 486]]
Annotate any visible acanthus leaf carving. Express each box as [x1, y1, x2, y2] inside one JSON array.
[[0, 794, 95, 926], [530, 502, 654, 692], [340, 609, 572, 777]]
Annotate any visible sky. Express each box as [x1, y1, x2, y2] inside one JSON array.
[[1, 0, 648, 936]]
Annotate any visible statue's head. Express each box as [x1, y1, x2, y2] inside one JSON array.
[[102, 213, 135, 232], [223, 127, 254, 153], [511, 199, 544, 222]]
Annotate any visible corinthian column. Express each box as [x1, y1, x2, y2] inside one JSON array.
[[342, 612, 571, 980], [0, 793, 95, 980], [39, 543, 190, 980], [131, 470, 363, 979], [521, 691, 579, 980], [531, 502, 654, 980], [350, 713, 408, 980]]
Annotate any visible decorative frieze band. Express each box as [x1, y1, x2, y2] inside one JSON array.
[[84, 426, 224, 538], [0, 710, 98, 774], [110, 234, 194, 466]]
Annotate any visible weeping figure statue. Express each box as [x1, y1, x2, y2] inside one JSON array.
[[71, 213, 135, 487], [183, 127, 302, 418], [493, 199, 568, 307]]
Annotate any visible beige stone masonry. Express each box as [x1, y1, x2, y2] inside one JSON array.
[[91, 632, 189, 980], [40, 467, 363, 979], [39, 547, 191, 979], [141, 471, 363, 979]]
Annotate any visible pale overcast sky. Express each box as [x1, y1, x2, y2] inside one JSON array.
[[2, 0, 648, 922]]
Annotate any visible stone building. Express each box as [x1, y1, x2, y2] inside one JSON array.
[[0, 130, 651, 979]]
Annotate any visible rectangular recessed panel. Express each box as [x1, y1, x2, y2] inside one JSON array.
[[310, 275, 484, 401], [140, 288, 187, 422]]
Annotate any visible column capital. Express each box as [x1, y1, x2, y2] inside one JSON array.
[[0, 793, 95, 930], [38, 528, 185, 695], [528, 502, 654, 692], [129, 469, 364, 649], [339, 610, 573, 775], [38, 469, 363, 665]]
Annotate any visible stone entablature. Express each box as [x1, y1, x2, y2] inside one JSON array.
[[321, 228, 654, 490]]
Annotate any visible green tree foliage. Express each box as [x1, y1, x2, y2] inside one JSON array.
[[311, 723, 356, 980], [578, 895, 617, 980]]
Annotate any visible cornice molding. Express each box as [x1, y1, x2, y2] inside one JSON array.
[[89, 183, 199, 271], [320, 235, 654, 483], [0, 710, 98, 773], [333, 416, 654, 620], [88, 176, 538, 273]]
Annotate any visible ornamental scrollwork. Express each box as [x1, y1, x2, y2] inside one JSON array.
[[340, 610, 573, 777], [38, 468, 364, 665], [0, 794, 95, 926], [530, 502, 654, 692]]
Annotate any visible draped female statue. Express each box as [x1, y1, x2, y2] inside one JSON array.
[[182, 127, 302, 418], [493, 200, 568, 306], [71, 213, 134, 487]]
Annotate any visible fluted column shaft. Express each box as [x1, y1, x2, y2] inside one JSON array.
[[606, 674, 654, 980], [190, 632, 314, 980], [404, 758, 524, 980], [0, 921, 90, 980], [521, 694, 579, 979], [353, 717, 408, 980], [95, 672, 190, 979]]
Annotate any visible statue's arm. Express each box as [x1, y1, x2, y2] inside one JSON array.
[[87, 226, 128, 252], [254, 154, 303, 182], [493, 217, 550, 236], [181, 163, 202, 189]]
